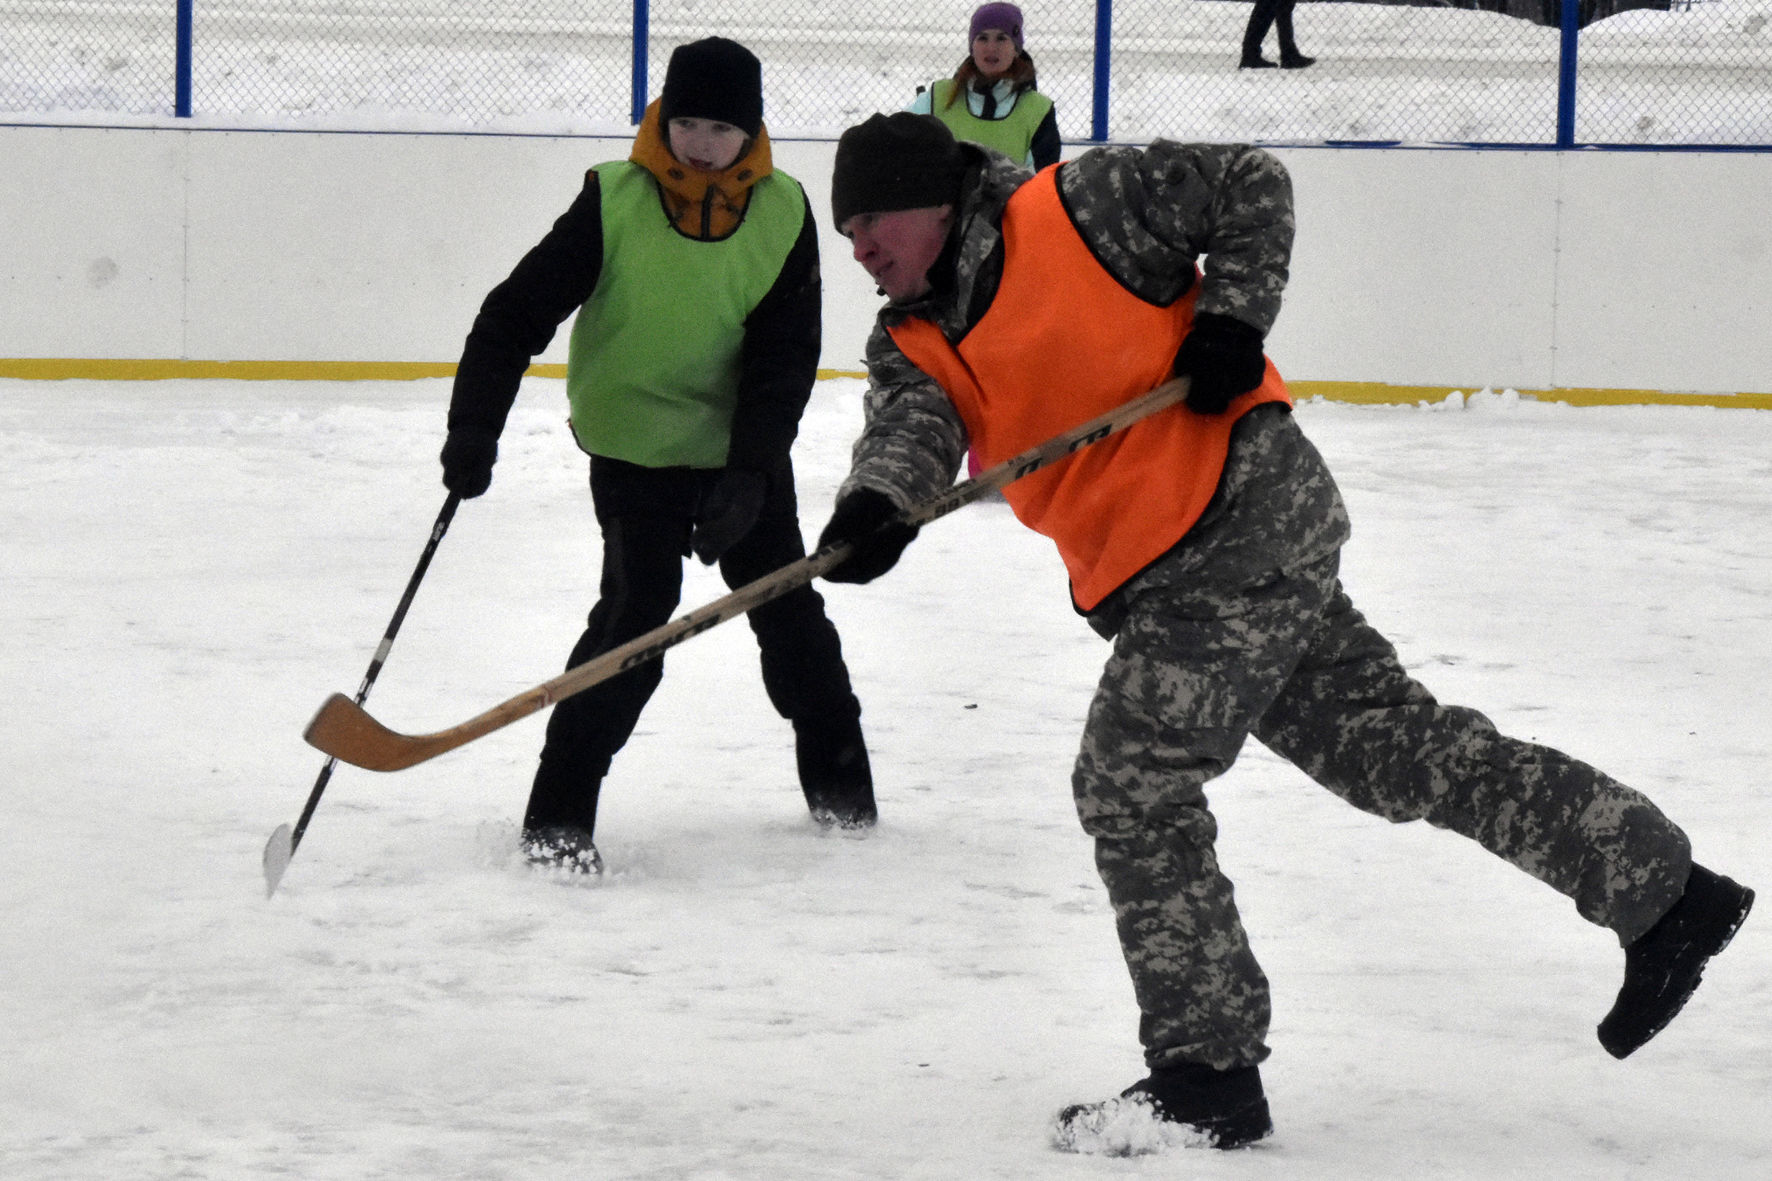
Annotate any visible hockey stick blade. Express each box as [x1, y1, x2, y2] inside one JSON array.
[[302, 545, 851, 771], [262, 824, 295, 897], [304, 378, 1188, 773], [264, 492, 461, 896], [303, 688, 544, 772]]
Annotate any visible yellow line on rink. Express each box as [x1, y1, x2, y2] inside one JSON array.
[[1, 358, 1767, 410]]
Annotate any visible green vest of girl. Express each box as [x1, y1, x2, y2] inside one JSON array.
[[567, 160, 805, 468], [928, 80, 1054, 163]]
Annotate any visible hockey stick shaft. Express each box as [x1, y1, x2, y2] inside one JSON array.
[[263, 491, 462, 895], [303, 378, 1189, 774]]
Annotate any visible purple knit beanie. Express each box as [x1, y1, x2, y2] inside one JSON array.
[[969, 3, 1024, 50]]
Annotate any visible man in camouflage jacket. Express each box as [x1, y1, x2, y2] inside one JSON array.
[[814, 112, 1753, 1153]]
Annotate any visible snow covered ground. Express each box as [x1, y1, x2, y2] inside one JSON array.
[[2, 372, 1767, 1178]]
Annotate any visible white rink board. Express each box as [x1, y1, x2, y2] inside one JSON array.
[[2, 125, 1767, 395]]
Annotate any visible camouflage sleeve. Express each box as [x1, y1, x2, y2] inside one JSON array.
[[1059, 141, 1294, 335], [838, 321, 969, 507]]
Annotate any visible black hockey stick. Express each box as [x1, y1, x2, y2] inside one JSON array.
[[303, 377, 1190, 774], [263, 491, 462, 896]]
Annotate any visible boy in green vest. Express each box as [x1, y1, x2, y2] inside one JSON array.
[[439, 37, 876, 876]]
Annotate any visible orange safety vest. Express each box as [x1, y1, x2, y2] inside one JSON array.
[[887, 166, 1292, 610]]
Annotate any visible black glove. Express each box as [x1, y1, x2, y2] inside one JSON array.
[[691, 468, 767, 565], [817, 489, 920, 584], [1172, 312, 1267, 415], [439, 429, 498, 499]]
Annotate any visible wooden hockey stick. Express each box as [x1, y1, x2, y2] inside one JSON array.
[[303, 378, 1189, 773]]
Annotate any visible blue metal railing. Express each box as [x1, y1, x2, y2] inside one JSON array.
[[1091, 0, 1113, 144], [175, 0, 194, 119], [631, 0, 650, 126], [155, 2, 1752, 149], [1557, 0, 1580, 148]]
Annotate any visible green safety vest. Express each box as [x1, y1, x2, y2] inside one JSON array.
[[566, 160, 805, 468], [929, 80, 1053, 163]]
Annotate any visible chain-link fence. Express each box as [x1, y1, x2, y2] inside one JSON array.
[[3, 0, 1768, 145]]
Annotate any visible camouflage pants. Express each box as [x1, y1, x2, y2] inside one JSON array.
[[1073, 407, 1692, 1071]]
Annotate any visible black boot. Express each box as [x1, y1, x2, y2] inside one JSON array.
[[1053, 1063, 1272, 1153], [795, 717, 877, 829], [1598, 863, 1753, 1058], [1241, 0, 1279, 69], [1276, 10, 1312, 69], [523, 745, 610, 878], [521, 824, 603, 877]]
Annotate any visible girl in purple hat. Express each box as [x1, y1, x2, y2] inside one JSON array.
[[911, 4, 1062, 480], [909, 3, 1060, 171]]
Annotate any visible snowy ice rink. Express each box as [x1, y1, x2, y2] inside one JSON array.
[[2, 373, 1767, 1178]]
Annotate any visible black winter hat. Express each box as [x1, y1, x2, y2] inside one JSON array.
[[659, 37, 763, 137], [831, 113, 967, 231]]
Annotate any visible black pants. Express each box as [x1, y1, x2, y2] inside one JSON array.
[[1242, 0, 1300, 58], [524, 454, 870, 835]]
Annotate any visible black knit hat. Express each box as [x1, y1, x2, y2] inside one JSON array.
[[831, 113, 967, 230], [659, 37, 763, 137]]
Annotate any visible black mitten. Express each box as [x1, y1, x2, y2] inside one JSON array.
[[816, 489, 920, 584], [439, 429, 498, 498], [691, 468, 768, 565], [1172, 312, 1267, 415]]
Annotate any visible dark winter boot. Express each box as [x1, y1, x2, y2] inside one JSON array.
[[795, 717, 877, 829], [521, 824, 604, 878], [1239, 52, 1277, 70], [1276, 9, 1313, 69], [523, 746, 608, 876], [1052, 1063, 1272, 1153], [1598, 863, 1753, 1058]]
